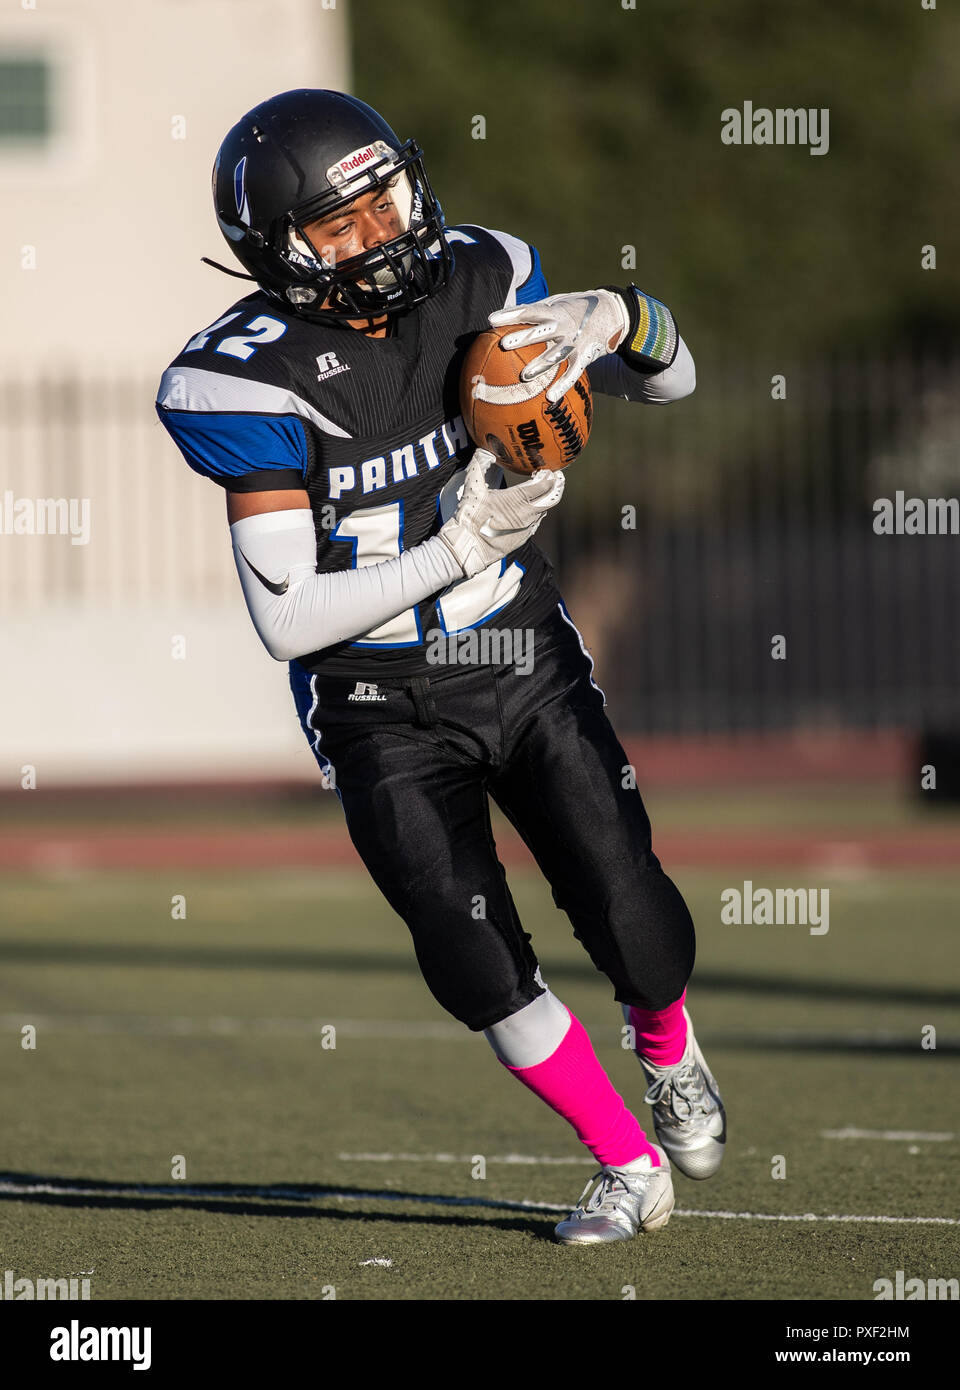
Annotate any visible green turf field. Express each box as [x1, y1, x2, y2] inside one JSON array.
[[0, 859, 958, 1302]]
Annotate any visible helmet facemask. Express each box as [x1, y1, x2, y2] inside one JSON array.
[[277, 141, 451, 320]]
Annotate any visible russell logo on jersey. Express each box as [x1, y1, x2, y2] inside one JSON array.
[[316, 352, 352, 382]]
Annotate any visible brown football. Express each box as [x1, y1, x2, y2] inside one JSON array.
[[459, 325, 593, 475]]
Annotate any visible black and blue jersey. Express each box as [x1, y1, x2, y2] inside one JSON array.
[[157, 224, 560, 678]]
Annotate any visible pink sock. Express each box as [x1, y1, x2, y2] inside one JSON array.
[[501, 1009, 660, 1169], [628, 990, 688, 1066]]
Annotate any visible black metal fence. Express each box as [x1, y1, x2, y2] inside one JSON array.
[[2, 354, 958, 735], [540, 352, 960, 732]]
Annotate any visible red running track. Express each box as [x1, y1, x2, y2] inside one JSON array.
[[0, 823, 956, 873]]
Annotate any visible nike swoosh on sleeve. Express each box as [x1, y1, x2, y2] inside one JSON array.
[[238, 548, 290, 595]]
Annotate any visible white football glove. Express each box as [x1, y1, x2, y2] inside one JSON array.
[[489, 289, 631, 403], [438, 448, 565, 579]]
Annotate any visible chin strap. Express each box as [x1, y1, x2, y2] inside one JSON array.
[[200, 256, 257, 281]]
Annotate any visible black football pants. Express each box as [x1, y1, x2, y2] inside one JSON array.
[[292, 603, 696, 1031]]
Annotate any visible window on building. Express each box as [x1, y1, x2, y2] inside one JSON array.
[[0, 56, 53, 142]]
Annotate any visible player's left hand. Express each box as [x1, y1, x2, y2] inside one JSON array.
[[488, 289, 631, 403]]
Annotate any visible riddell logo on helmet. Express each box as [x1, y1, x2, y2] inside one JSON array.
[[327, 141, 391, 186], [340, 147, 377, 171]]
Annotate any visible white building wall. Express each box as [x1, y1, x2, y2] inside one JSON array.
[[0, 0, 351, 785], [2, 0, 349, 368]]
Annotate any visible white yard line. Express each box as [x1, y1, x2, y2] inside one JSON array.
[[671, 1210, 959, 1226], [0, 1176, 955, 1225], [822, 1128, 954, 1142]]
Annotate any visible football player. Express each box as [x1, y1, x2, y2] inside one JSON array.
[[156, 88, 725, 1245]]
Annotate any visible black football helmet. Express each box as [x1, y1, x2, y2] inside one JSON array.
[[211, 89, 452, 322]]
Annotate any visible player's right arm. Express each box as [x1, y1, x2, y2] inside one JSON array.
[[225, 459, 564, 661], [157, 354, 562, 662], [225, 486, 460, 661]]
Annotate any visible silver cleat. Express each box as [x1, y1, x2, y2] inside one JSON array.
[[554, 1146, 674, 1245], [637, 1007, 726, 1180]]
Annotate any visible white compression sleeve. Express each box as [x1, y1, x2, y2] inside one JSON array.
[[587, 335, 696, 404], [483, 990, 572, 1067], [230, 508, 463, 662]]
